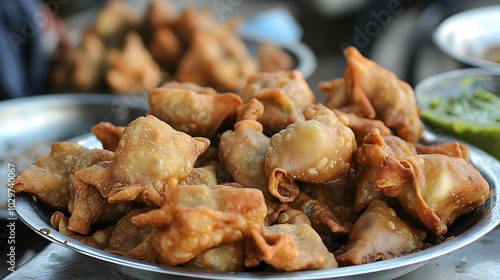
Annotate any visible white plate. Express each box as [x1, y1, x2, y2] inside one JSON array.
[[433, 5, 500, 67]]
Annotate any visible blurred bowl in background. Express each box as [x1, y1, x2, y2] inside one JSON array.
[[433, 5, 500, 68], [415, 68, 500, 160], [0, 93, 147, 157]]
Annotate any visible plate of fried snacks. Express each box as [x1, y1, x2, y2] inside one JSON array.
[[49, 0, 315, 95], [11, 47, 500, 280]]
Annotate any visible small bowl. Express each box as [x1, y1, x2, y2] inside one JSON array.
[[433, 5, 500, 67], [415, 68, 500, 159]]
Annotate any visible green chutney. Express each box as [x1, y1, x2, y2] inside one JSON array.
[[421, 89, 500, 160]]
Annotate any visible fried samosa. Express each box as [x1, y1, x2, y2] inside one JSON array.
[[353, 129, 416, 212], [264, 199, 290, 227], [335, 199, 427, 265], [72, 32, 107, 90], [300, 170, 357, 211], [239, 70, 315, 130], [318, 78, 346, 110], [343, 47, 423, 142], [91, 122, 125, 151], [73, 115, 209, 206], [88, 0, 138, 46], [126, 180, 267, 265], [333, 109, 391, 145], [373, 154, 490, 235], [319, 47, 424, 142], [176, 24, 257, 92], [265, 103, 355, 202], [258, 42, 294, 73], [300, 171, 358, 233], [184, 242, 245, 271], [180, 164, 218, 187], [51, 211, 115, 250], [148, 85, 242, 138], [11, 142, 82, 210], [106, 32, 162, 93], [277, 209, 311, 226], [143, 0, 175, 28], [415, 141, 469, 161], [288, 192, 352, 235], [149, 26, 183, 70], [105, 208, 155, 255], [245, 223, 333, 271], [219, 99, 272, 199], [67, 147, 132, 235]]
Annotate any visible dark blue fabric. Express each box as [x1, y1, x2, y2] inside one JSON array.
[[0, 0, 47, 100]]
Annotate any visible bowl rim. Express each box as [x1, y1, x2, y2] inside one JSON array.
[[415, 67, 500, 127], [433, 5, 500, 67]]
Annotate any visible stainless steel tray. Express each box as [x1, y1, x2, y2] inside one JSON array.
[[0, 93, 148, 213], [13, 130, 500, 280], [0, 93, 148, 158]]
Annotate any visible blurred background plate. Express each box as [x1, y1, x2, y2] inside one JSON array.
[[0, 93, 148, 160], [433, 5, 500, 68]]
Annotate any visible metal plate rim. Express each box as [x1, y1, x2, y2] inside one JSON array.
[[432, 5, 500, 68]]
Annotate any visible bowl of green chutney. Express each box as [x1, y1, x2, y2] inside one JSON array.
[[415, 68, 500, 160]]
